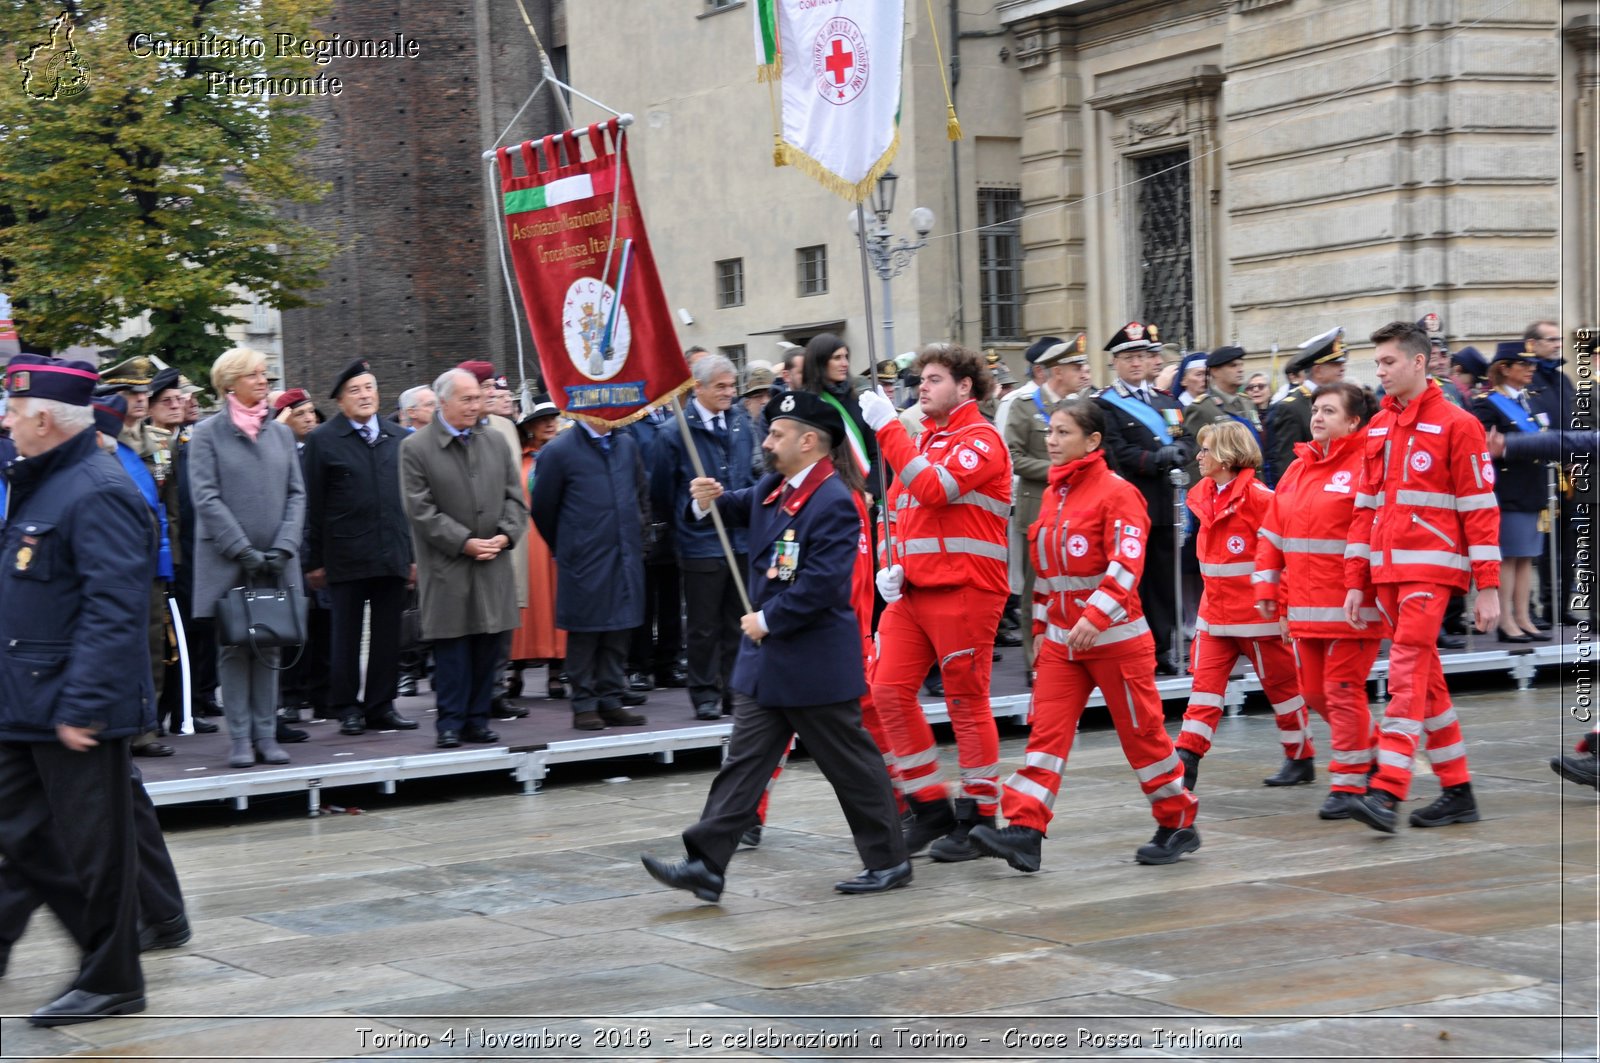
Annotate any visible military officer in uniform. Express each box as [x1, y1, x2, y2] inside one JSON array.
[[1181, 345, 1260, 487], [1265, 326, 1347, 486], [641, 391, 909, 900]]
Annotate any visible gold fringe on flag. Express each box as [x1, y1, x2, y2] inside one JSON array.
[[778, 127, 901, 204]]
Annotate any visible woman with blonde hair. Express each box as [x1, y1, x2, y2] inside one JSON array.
[[1174, 420, 1311, 791], [187, 348, 305, 768]]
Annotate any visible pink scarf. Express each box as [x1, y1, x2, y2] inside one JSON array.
[[227, 393, 268, 441]]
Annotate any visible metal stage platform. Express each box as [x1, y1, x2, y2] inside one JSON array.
[[141, 637, 1585, 814]]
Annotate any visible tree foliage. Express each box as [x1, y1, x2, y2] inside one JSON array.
[[0, 0, 336, 379]]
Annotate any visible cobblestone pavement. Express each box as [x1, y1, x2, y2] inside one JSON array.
[[0, 683, 1595, 1061]]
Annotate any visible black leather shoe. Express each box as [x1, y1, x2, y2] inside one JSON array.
[[641, 854, 724, 902], [190, 716, 219, 734], [197, 700, 225, 718], [339, 713, 366, 736], [1497, 630, 1534, 644], [491, 698, 530, 719], [396, 675, 420, 697], [132, 741, 175, 757], [1523, 629, 1553, 643], [903, 795, 957, 856], [929, 797, 992, 863], [1135, 825, 1201, 865], [275, 720, 309, 744], [994, 630, 1023, 648], [368, 709, 418, 731], [1408, 782, 1479, 827], [1553, 749, 1600, 789], [621, 690, 648, 707], [1263, 756, 1315, 787], [1436, 632, 1466, 650], [460, 726, 500, 744], [626, 671, 654, 693], [834, 861, 913, 894], [436, 730, 461, 748], [548, 675, 568, 699], [573, 711, 604, 730], [29, 988, 146, 1026], [740, 824, 763, 848], [1177, 748, 1200, 792], [1347, 788, 1399, 833], [693, 702, 723, 721], [922, 674, 945, 698], [655, 668, 689, 688], [1155, 660, 1181, 677], [968, 824, 1043, 873], [598, 706, 647, 727], [1318, 791, 1353, 820], [139, 912, 191, 951]]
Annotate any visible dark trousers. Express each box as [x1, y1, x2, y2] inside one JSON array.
[[0, 738, 141, 994], [681, 555, 747, 708], [187, 616, 218, 711], [281, 601, 332, 712], [566, 628, 632, 715], [683, 693, 905, 877], [328, 576, 408, 721], [1139, 523, 1177, 664], [630, 560, 684, 677], [432, 631, 508, 735]]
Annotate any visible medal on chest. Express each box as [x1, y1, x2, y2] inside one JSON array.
[[768, 529, 801, 582], [14, 545, 33, 572]]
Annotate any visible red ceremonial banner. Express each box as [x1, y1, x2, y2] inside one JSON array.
[[496, 119, 691, 427]]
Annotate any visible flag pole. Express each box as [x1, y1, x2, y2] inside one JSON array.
[[670, 393, 756, 618], [853, 201, 897, 565]]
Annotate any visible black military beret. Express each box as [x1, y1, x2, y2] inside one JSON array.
[[764, 389, 845, 446], [330, 358, 373, 399]]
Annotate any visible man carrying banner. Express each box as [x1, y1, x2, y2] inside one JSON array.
[[858, 344, 1012, 863]]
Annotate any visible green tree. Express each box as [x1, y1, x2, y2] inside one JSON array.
[[0, 0, 335, 380]]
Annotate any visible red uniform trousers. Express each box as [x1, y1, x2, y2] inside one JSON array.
[[754, 692, 903, 823], [1176, 632, 1311, 760], [1002, 639, 1197, 832], [1373, 582, 1471, 800], [872, 585, 1007, 816], [1293, 638, 1381, 793]]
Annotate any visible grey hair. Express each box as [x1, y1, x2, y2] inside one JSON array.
[[398, 385, 432, 411], [28, 397, 96, 434], [431, 369, 477, 404], [692, 354, 737, 387]]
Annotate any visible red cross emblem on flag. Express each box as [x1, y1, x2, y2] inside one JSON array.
[[812, 18, 869, 106]]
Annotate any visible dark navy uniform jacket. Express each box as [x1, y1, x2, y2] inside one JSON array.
[[714, 467, 866, 709], [0, 427, 157, 741]]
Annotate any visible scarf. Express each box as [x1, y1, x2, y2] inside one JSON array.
[[227, 393, 269, 441]]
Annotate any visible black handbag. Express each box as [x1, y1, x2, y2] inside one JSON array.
[[216, 578, 308, 669]]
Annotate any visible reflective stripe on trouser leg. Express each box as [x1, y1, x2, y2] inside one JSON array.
[[1315, 637, 1382, 792], [999, 639, 1089, 833], [1371, 583, 1450, 802], [1176, 630, 1233, 756], [755, 735, 797, 823], [1249, 637, 1313, 761], [870, 597, 948, 804], [1421, 656, 1470, 787], [932, 588, 1007, 817], [1093, 652, 1197, 829]]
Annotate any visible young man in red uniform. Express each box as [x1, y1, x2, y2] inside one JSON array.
[[858, 344, 1012, 861], [1344, 321, 1501, 832]]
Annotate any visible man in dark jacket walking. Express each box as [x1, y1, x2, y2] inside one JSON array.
[[0, 354, 153, 1025], [302, 359, 418, 736], [532, 411, 651, 730]]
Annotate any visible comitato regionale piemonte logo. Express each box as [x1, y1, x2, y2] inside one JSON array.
[[19, 11, 89, 101]]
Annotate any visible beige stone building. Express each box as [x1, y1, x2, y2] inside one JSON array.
[[562, 1, 1026, 374]]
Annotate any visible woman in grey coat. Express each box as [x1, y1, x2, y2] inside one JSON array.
[[187, 348, 306, 767]]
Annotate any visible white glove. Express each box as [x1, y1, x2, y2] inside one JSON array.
[[858, 388, 897, 432], [875, 564, 905, 603]]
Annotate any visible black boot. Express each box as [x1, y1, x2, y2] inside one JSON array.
[[1317, 791, 1353, 820], [1263, 756, 1315, 787], [903, 795, 957, 856], [928, 797, 993, 863], [1552, 749, 1600, 790], [1177, 748, 1200, 792], [1135, 825, 1201, 865], [1408, 783, 1479, 827], [1347, 788, 1399, 833], [968, 823, 1043, 873]]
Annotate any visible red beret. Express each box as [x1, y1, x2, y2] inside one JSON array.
[[273, 388, 312, 412], [456, 360, 496, 384]]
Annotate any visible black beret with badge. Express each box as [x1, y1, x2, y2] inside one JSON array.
[[330, 358, 373, 399], [1206, 344, 1246, 369], [763, 389, 845, 447]]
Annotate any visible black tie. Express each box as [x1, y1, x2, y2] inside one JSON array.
[[363, 424, 377, 446]]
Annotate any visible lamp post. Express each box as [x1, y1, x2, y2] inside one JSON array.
[[847, 171, 935, 364]]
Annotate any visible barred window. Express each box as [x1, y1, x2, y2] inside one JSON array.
[[797, 245, 828, 297], [716, 258, 744, 309], [719, 344, 746, 371], [978, 188, 1023, 344], [1132, 150, 1195, 349]]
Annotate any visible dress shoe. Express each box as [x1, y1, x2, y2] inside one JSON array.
[[922, 674, 945, 698], [132, 740, 175, 758], [197, 699, 225, 718], [1346, 788, 1399, 833], [573, 710, 604, 730], [621, 689, 649, 707], [504, 670, 524, 699], [640, 854, 724, 902], [339, 712, 366, 736], [1155, 659, 1181, 677], [190, 716, 219, 734], [491, 698, 530, 719], [740, 824, 763, 848], [1317, 791, 1353, 820], [1436, 632, 1465, 650], [903, 795, 957, 856], [1177, 748, 1200, 792], [1263, 756, 1314, 787], [548, 674, 568, 699], [1553, 749, 1600, 789], [655, 668, 688, 688], [834, 861, 913, 894], [396, 675, 420, 697], [368, 709, 418, 730], [460, 726, 500, 744], [968, 823, 1043, 873], [275, 720, 309, 744], [929, 797, 992, 862], [29, 988, 146, 1027], [693, 702, 723, 721], [1408, 782, 1479, 827], [626, 671, 655, 693], [1497, 630, 1534, 644], [994, 630, 1023, 648], [139, 912, 191, 951], [1134, 825, 1201, 865], [436, 730, 461, 748], [991, 648, 1004, 662], [598, 706, 647, 727], [1522, 629, 1553, 643]]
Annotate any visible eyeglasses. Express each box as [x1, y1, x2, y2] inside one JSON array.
[[1244, 383, 1268, 391]]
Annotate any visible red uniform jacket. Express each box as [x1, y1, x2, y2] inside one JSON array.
[[1346, 381, 1501, 593], [1255, 432, 1390, 639], [1028, 450, 1153, 660], [1186, 467, 1278, 639]]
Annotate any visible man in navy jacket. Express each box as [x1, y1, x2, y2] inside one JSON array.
[[641, 391, 909, 900]]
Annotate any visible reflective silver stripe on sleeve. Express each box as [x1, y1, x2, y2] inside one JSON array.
[[1134, 752, 1180, 784], [1457, 492, 1498, 512], [1086, 589, 1126, 623], [1423, 707, 1460, 733], [945, 537, 1009, 561], [1425, 741, 1467, 764], [1042, 616, 1150, 648], [1396, 490, 1459, 509], [1354, 493, 1380, 509], [1038, 574, 1102, 592], [1468, 545, 1501, 562], [1379, 716, 1423, 737], [1201, 561, 1256, 577], [1145, 780, 1186, 803], [896, 746, 940, 770], [901, 538, 943, 555], [1032, 602, 1049, 621], [1188, 691, 1225, 709], [1196, 620, 1280, 638], [1389, 549, 1470, 570], [1005, 772, 1056, 810], [1025, 751, 1066, 775], [1284, 538, 1348, 554], [899, 455, 931, 489], [1106, 561, 1137, 589], [1180, 718, 1215, 740], [1287, 606, 1382, 622], [932, 464, 961, 503], [953, 490, 1009, 516], [1259, 528, 1284, 547], [1252, 569, 1281, 584], [1345, 542, 1372, 560]]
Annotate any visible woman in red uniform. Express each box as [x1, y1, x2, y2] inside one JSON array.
[[1255, 382, 1389, 819], [969, 400, 1198, 872], [1174, 421, 1310, 791]]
